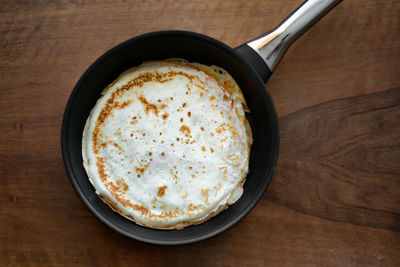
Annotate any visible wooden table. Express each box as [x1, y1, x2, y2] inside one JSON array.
[[1, 0, 399, 265]]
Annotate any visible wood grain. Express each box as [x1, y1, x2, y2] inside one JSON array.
[[272, 88, 400, 232], [0, 0, 399, 266]]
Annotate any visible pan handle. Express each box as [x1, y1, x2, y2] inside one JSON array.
[[235, 0, 342, 82]]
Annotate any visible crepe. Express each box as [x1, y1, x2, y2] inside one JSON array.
[[82, 59, 252, 229]]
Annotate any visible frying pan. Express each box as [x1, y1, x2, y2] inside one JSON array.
[[62, 0, 341, 245]]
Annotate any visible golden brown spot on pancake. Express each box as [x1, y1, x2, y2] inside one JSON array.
[[187, 111, 191, 117], [135, 164, 149, 176], [180, 118, 183, 122], [171, 143, 174, 146], [157, 99, 162, 102], [170, 97, 173, 100], [161, 140, 165, 144], [182, 102, 187, 107], [214, 182, 223, 196], [138, 95, 159, 116], [181, 192, 188, 199], [148, 152, 152, 156], [210, 95, 215, 101], [216, 125, 224, 134], [161, 152, 165, 156], [160, 104, 167, 109], [176, 137, 180, 141], [132, 204, 149, 214], [123, 182, 129, 191], [219, 166, 227, 177], [169, 169, 178, 183], [159, 132, 162, 135], [228, 154, 239, 162], [201, 189, 209, 204], [201, 146, 206, 152], [117, 99, 133, 109], [131, 116, 138, 124], [114, 131, 121, 136], [200, 126, 204, 131], [210, 132, 214, 136], [157, 185, 167, 197], [187, 203, 201, 212], [107, 182, 119, 194], [223, 95, 229, 101], [92, 93, 120, 152], [96, 157, 108, 182], [216, 123, 238, 137], [179, 125, 191, 137], [150, 158, 153, 162], [130, 133, 133, 137], [188, 203, 194, 211], [195, 84, 205, 91], [162, 113, 169, 120], [189, 166, 192, 170], [113, 142, 123, 151], [142, 133, 146, 136], [192, 174, 196, 178], [200, 92, 204, 97], [210, 147, 214, 153]]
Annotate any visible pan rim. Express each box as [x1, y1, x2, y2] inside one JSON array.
[[61, 30, 279, 245]]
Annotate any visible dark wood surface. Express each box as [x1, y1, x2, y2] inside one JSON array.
[[1, 0, 399, 265]]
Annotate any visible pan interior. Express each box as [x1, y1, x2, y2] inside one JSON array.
[[62, 31, 279, 245]]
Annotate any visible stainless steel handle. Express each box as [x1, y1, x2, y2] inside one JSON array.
[[247, 0, 342, 71]]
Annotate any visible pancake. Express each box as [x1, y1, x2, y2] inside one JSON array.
[[82, 59, 252, 229]]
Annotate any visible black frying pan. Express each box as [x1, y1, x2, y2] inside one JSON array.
[[62, 0, 341, 245]]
